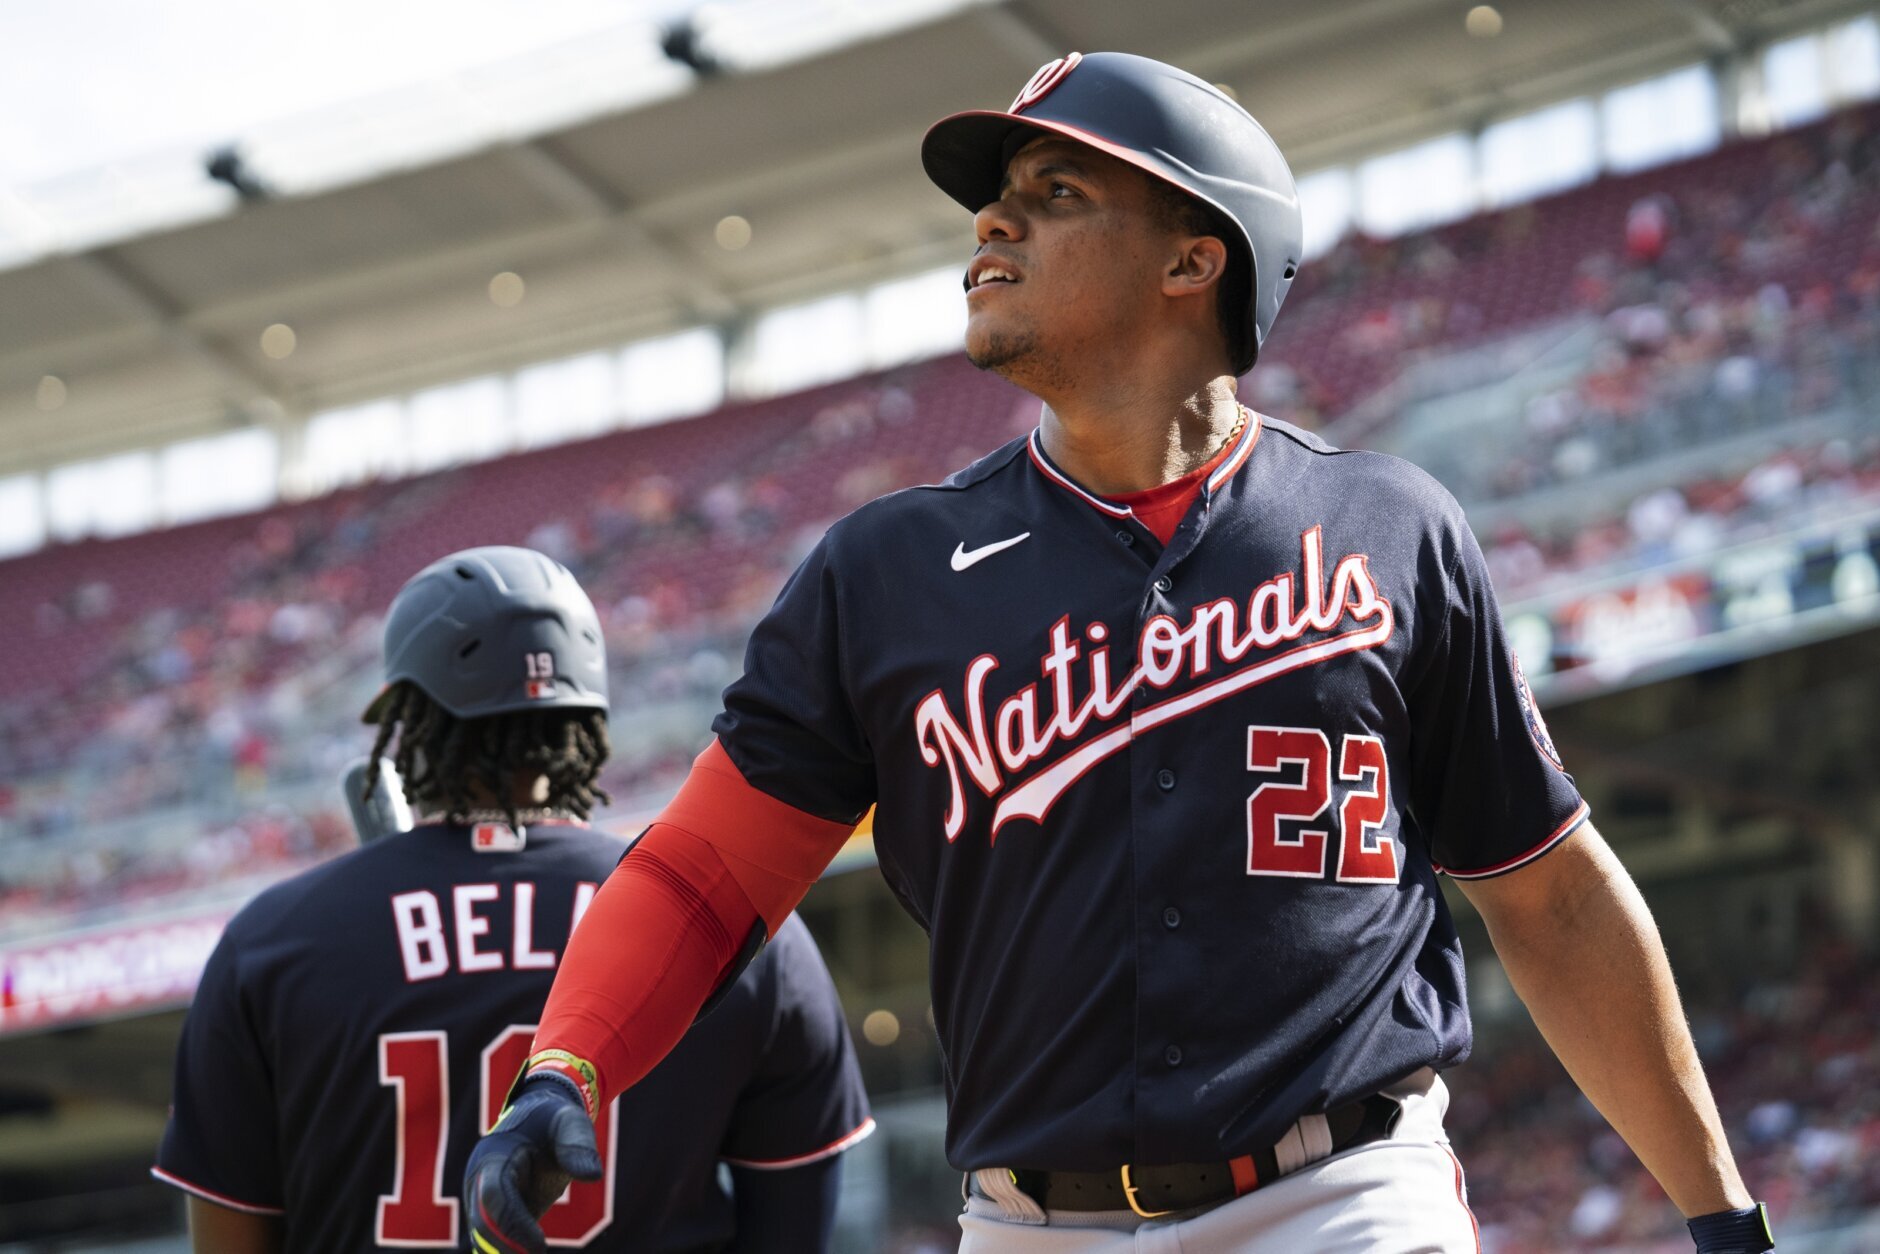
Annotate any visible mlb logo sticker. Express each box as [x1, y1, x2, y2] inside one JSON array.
[[525, 679, 555, 700], [471, 822, 527, 853]]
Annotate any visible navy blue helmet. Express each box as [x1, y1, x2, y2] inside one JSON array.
[[363, 546, 608, 723]]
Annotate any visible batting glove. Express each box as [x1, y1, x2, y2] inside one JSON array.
[[463, 1073, 601, 1254], [1688, 1203, 1774, 1253]]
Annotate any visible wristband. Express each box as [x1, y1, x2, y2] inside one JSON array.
[[499, 1048, 602, 1123], [1687, 1202, 1774, 1253]]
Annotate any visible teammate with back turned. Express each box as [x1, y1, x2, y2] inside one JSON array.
[[466, 53, 1774, 1254], [152, 546, 871, 1253]]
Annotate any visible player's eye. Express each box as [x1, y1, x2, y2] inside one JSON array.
[[1048, 181, 1077, 199]]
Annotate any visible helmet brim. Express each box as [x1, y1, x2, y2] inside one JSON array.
[[922, 110, 1202, 214], [360, 680, 608, 725]]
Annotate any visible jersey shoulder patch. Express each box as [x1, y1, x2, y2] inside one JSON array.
[[1510, 650, 1565, 769]]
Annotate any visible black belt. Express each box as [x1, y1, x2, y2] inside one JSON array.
[[973, 1092, 1402, 1218]]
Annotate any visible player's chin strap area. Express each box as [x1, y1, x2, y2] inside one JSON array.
[[1687, 1203, 1776, 1253]]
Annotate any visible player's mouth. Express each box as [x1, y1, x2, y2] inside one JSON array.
[[965, 257, 1023, 295]]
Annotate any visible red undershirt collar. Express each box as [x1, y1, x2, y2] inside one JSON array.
[[1025, 408, 1264, 545], [1110, 441, 1234, 545]]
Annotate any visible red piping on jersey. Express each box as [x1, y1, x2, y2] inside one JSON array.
[[1442, 1145, 1482, 1252], [1206, 408, 1263, 493], [721, 1116, 878, 1171], [1027, 430, 1132, 517], [148, 1167, 286, 1216], [1433, 801, 1590, 880]]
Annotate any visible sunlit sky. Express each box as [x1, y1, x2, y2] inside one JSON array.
[[0, 0, 980, 259], [0, 1, 702, 186]]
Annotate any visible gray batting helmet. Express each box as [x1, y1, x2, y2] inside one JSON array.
[[922, 51, 1303, 373], [361, 546, 608, 723]]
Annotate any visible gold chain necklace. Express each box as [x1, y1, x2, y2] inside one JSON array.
[[1212, 406, 1248, 461]]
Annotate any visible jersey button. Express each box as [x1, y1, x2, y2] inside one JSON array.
[[1164, 1044, 1183, 1067], [1116, 529, 1135, 546], [1156, 768, 1176, 791], [1153, 575, 1173, 594], [1163, 906, 1181, 929]]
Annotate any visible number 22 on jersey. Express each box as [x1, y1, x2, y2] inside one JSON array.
[[1245, 725, 1398, 884], [377, 1026, 618, 1247]]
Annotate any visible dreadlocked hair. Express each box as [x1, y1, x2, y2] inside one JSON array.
[[364, 680, 612, 830]]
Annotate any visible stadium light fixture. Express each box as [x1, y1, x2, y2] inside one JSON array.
[[714, 215, 753, 250], [260, 324, 297, 360], [862, 1010, 901, 1046], [1466, 5, 1503, 38], [489, 272, 526, 307], [36, 375, 67, 411], [205, 146, 272, 202], [660, 16, 724, 77]]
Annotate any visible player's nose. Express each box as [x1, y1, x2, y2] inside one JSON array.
[[974, 195, 1026, 246]]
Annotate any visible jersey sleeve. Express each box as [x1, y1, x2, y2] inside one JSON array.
[[719, 917, 875, 1169], [151, 926, 286, 1214], [1407, 511, 1590, 879], [713, 532, 877, 824]]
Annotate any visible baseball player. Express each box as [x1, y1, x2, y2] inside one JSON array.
[[153, 546, 871, 1253], [466, 54, 1773, 1254]]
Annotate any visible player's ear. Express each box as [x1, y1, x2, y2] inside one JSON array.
[[1163, 234, 1228, 300]]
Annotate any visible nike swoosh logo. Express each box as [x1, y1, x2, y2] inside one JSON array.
[[951, 532, 1031, 571]]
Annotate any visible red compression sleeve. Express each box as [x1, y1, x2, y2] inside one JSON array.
[[532, 741, 857, 1109], [659, 740, 858, 936], [533, 824, 755, 1111]]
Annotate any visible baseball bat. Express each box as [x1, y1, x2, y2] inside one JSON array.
[[343, 756, 413, 845]]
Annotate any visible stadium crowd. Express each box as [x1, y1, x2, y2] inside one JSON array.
[[6, 97, 1880, 922], [1453, 923, 1880, 1251]]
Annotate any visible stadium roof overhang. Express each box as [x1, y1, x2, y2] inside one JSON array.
[[0, 0, 1867, 474]]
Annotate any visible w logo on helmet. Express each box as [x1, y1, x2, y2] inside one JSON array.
[[1010, 51, 1082, 113]]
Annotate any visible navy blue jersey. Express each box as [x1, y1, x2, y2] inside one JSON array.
[[715, 412, 1586, 1171], [154, 821, 871, 1252]]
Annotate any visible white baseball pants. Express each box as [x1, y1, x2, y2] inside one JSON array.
[[956, 1071, 1479, 1253]]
